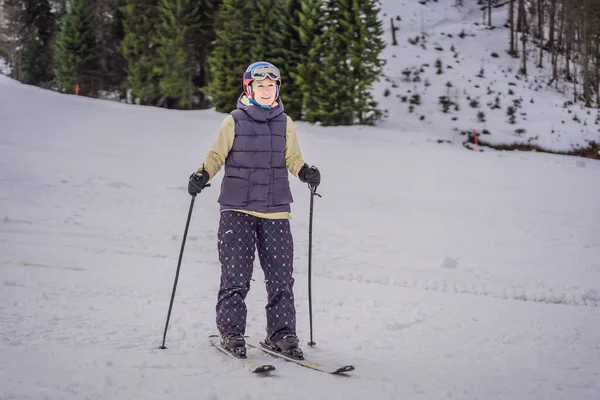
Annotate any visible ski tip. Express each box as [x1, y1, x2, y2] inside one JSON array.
[[253, 365, 276, 373], [333, 365, 355, 374]]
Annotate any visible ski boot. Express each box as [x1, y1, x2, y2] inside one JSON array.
[[221, 333, 246, 358], [263, 333, 304, 360]]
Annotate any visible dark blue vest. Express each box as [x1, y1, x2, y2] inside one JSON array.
[[218, 96, 293, 213]]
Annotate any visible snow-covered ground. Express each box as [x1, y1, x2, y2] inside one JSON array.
[[1, 61, 600, 400], [1, 1, 600, 399], [376, 0, 600, 152]]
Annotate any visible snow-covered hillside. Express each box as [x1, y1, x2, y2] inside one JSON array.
[[1, 62, 600, 400], [377, 0, 600, 155]]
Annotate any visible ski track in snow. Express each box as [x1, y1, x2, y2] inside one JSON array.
[[318, 270, 600, 308]]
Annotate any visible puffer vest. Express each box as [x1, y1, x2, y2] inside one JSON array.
[[218, 95, 293, 213]]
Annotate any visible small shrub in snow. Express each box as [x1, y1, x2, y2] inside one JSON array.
[[439, 96, 452, 113], [420, 115, 425, 120], [401, 96, 408, 102], [491, 52, 499, 58], [482, 129, 491, 135], [477, 111, 486, 122], [459, 29, 466, 38], [507, 106, 517, 124], [409, 105, 415, 113], [446, 81, 453, 88], [435, 46, 444, 51], [470, 99, 480, 108], [435, 59, 443, 74], [515, 128, 526, 135], [477, 68, 485, 78], [384, 89, 391, 97], [451, 44, 456, 52], [424, 79, 431, 87], [410, 94, 421, 105], [489, 96, 501, 109], [508, 89, 514, 95]]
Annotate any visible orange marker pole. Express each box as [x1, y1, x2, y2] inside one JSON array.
[[474, 129, 478, 151], [75, 83, 79, 96]]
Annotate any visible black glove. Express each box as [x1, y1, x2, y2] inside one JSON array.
[[188, 171, 210, 197], [298, 164, 320, 189]]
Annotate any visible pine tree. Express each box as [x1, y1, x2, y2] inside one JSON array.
[[349, 0, 385, 125], [21, 0, 56, 86], [2, 0, 28, 79], [120, 0, 161, 104], [54, 0, 100, 95], [306, 0, 354, 125], [249, 0, 285, 63], [2, 0, 56, 84], [305, 0, 385, 126], [292, 0, 326, 121], [153, 0, 202, 108], [105, 0, 127, 96], [189, 0, 222, 109], [275, 0, 305, 120], [207, 0, 254, 112]]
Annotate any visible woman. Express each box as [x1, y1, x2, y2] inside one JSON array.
[[188, 61, 320, 359]]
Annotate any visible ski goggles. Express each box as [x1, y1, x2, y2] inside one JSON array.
[[246, 65, 281, 81]]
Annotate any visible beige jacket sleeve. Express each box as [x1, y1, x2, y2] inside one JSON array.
[[285, 116, 306, 177], [197, 115, 235, 180]]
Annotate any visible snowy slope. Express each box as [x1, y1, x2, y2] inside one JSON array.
[[376, 0, 600, 153], [1, 67, 600, 400]]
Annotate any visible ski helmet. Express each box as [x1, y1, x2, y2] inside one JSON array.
[[243, 61, 281, 101]]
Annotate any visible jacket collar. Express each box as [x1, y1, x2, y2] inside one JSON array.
[[236, 94, 284, 122]]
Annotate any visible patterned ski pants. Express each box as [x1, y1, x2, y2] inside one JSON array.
[[216, 211, 296, 341]]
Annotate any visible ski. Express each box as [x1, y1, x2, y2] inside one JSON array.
[[208, 335, 275, 374], [244, 337, 354, 375]]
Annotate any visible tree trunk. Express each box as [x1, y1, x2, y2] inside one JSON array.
[[551, 4, 565, 86], [519, 0, 527, 74], [488, 0, 492, 26], [548, 0, 556, 49], [509, 0, 516, 56], [565, 4, 572, 82], [538, 0, 543, 68], [583, 0, 592, 107], [596, 37, 600, 108]]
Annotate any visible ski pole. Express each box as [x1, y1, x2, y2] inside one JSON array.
[[159, 195, 196, 349], [307, 185, 321, 347]]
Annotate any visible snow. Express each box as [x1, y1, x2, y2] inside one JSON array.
[[376, 0, 600, 152], [1, 1, 600, 399]]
